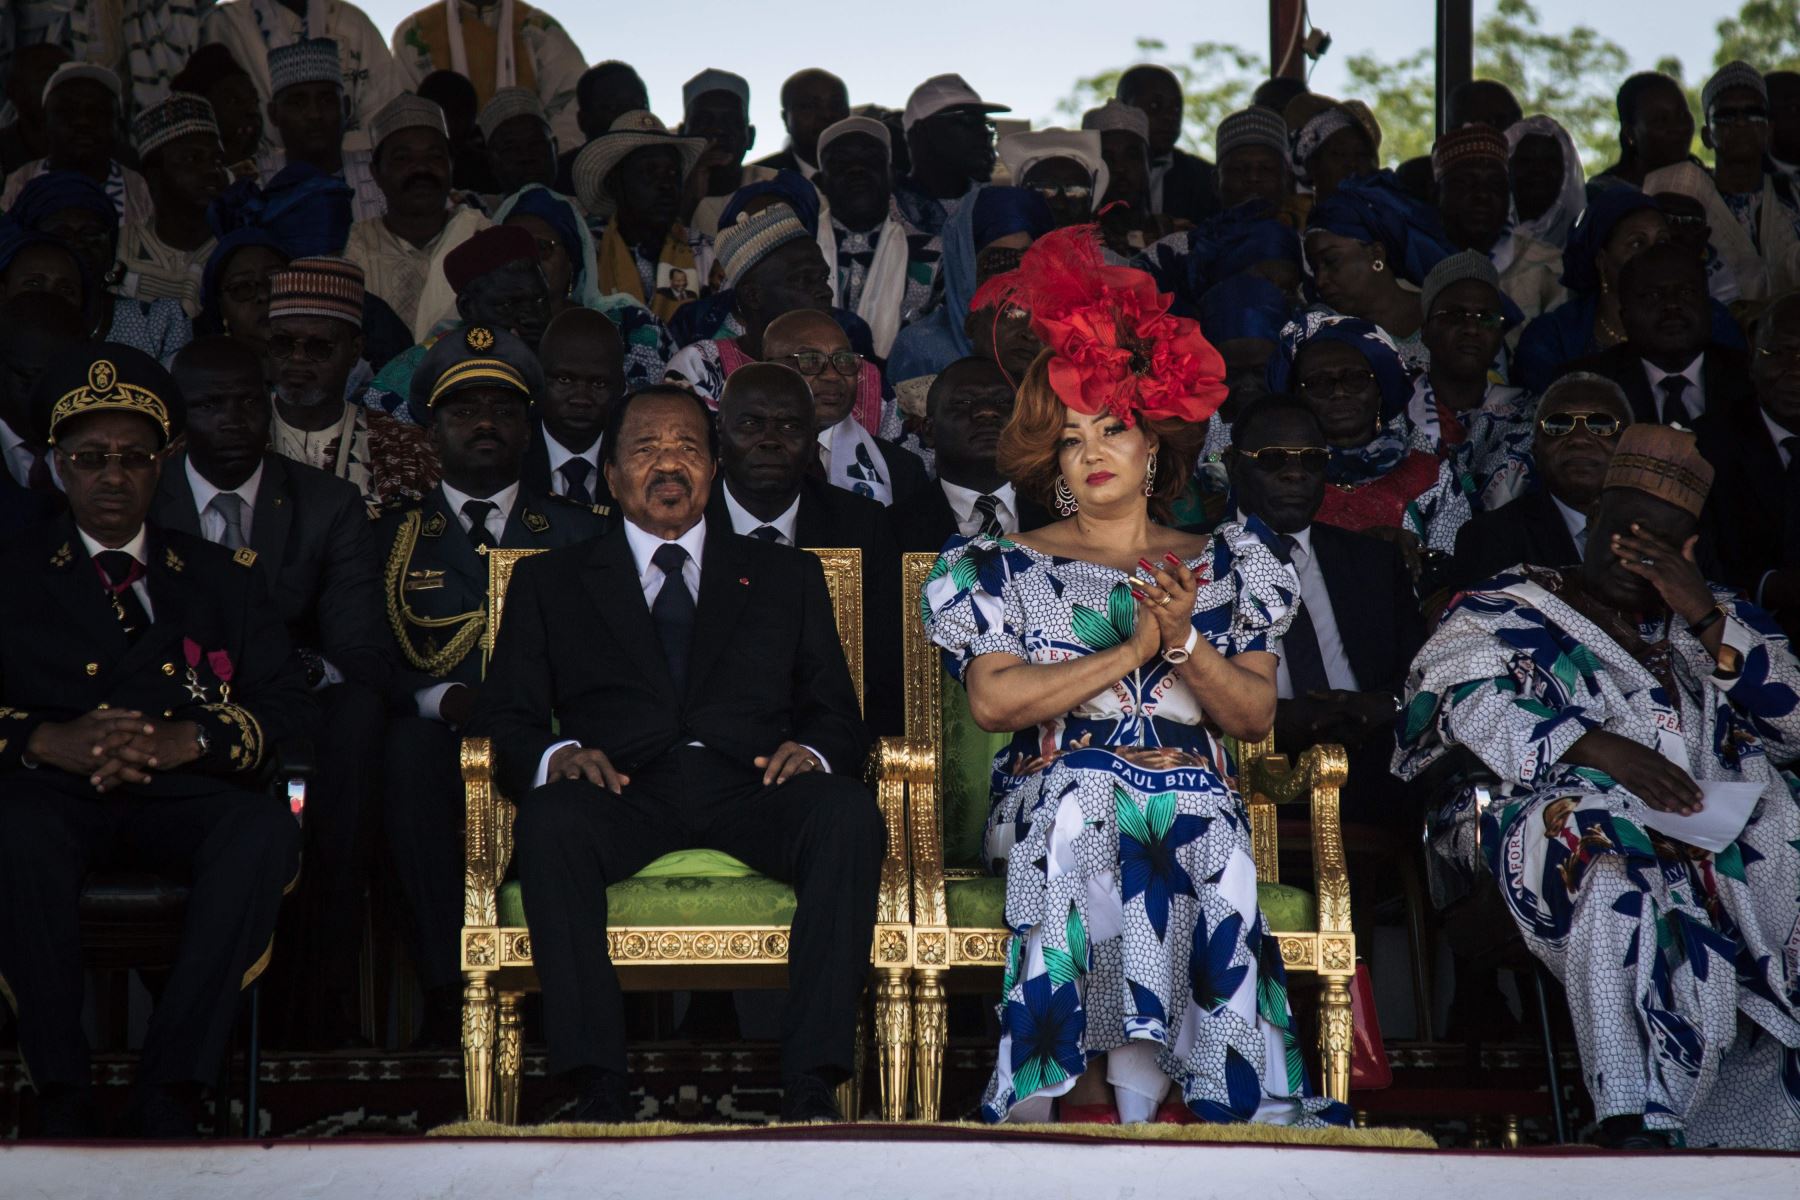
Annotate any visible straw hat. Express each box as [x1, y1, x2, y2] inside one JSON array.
[[572, 110, 706, 219]]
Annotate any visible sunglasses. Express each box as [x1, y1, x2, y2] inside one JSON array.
[[1709, 106, 1769, 126], [1537, 411, 1623, 438], [781, 350, 862, 378], [1030, 183, 1093, 202], [1296, 368, 1377, 396], [267, 334, 340, 363], [59, 448, 158, 473], [1428, 306, 1505, 330], [1233, 445, 1330, 471]]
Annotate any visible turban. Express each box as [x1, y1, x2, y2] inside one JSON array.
[[970, 186, 1054, 253], [1199, 273, 1292, 345], [1306, 170, 1456, 286], [495, 184, 591, 300]]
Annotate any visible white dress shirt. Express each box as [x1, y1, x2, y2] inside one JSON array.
[[720, 484, 801, 545], [1550, 494, 1590, 562], [1273, 526, 1359, 701], [1643, 353, 1706, 423], [543, 424, 602, 500], [415, 482, 521, 720], [939, 479, 1018, 537], [186, 457, 264, 546], [1764, 410, 1799, 469], [0, 417, 36, 489], [78, 526, 154, 621], [533, 517, 829, 786]]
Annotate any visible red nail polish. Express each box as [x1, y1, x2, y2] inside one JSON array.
[[1163, 552, 1181, 565], [1138, 558, 1156, 573], [1130, 588, 1149, 602]]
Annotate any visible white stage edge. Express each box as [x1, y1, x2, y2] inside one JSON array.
[[5, 1135, 1799, 1200]]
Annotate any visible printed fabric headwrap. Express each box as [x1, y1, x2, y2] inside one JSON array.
[[1306, 170, 1456, 287], [1198, 273, 1292, 345], [8, 170, 117, 233], [208, 163, 353, 258], [972, 223, 1227, 425], [1267, 310, 1414, 423], [493, 183, 601, 308]]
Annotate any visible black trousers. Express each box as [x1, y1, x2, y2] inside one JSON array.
[[514, 746, 884, 1082], [266, 680, 386, 1041], [382, 716, 465, 994], [0, 778, 300, 1088]]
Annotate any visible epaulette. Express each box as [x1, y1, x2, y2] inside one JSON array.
[[232, 547, 258, 567]]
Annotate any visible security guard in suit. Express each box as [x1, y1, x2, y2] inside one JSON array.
[[0, 344, 313, 1137], [378, 325, 608, 1043]]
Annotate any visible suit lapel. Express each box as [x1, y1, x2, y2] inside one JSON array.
[[44, 518, 130, 657], [523, 423, 551, 495], [686, 527, 751, 696], [579, 528, 677, 700], [1527, 490, 1580, 564], [249, 454, 294, 582], [154, 452, 203, 537], [795, 481, 830, 548]]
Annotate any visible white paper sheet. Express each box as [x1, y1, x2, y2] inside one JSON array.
[[1637, 782, 1763, 854]]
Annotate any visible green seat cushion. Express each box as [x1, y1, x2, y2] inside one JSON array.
[[943, 877, 1317, 934], [941, 674, 1010, 870], [497, 857, 796, 928]]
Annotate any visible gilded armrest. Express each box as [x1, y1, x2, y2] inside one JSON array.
[[871, 736, 916, 927], [460, 736, 507, 927], [1244, 740, 1352, 937]]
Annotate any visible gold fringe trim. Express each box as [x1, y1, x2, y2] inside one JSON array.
[[385, 509, 486, 676], [241, 936, 274, 989]]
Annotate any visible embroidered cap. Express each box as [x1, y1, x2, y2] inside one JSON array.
[[714, 201, 813, 288], [369, 92, 449, 150], [1420, 249, 1502, 318], [409, 323, 542, 420], [33, 342, 183, 446], [476, 86, 550, 142], [1215, 106, 1289, 162], [268, 38, 342, 97], [1602, 424, 1715, 518], [268, 255, 365, 328], [132, 92, 221, 160], [1431, 125, 1509, 180], [1703, 60, 1767, 119]]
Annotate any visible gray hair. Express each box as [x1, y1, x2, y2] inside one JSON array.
[[1535, 372, 1632, 422]]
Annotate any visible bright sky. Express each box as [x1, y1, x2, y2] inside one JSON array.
[[357, 0, 1738, 148]]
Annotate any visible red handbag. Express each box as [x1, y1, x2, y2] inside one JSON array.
[[1349, 960, 1393, 1090]]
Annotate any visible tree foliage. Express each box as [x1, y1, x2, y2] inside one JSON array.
[[1712, 0, 1800, 70]]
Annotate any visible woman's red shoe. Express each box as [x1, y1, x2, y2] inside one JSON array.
[[1057, 1100, 1120, 1124], [1155, 1099, 1196, 1124]]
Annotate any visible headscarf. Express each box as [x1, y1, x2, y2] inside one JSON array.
[[1268, 310, 1416, 483], [1503, 116, 1586, 249], [970, 186, 1053, 253], [1199, 273, 1292, 345], [718, 169, 821, 238], [494, 183, 603, 309], [198, 227, 289, 333], [1293, 107, 1358, 187], [7, 170, 118, 233], [1305, 170, 1456, 287], [1559, 186, 1660, 294], [208, 163, 353, 259]]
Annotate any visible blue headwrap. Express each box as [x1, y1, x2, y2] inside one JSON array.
[[208, 163, 353, 258], [1266, 311, 1414, 421], [1559, 187, 1660, 294], [493, 183, 599, 306], [0, 214, 101, 329], [7, 169, 117, 232], [199, 227, 288, 323], [970, 186, 1053, 251], [1199, 273, 1292, 345], [1305, 170, 1455, 286], [719, 169, 821, 237]]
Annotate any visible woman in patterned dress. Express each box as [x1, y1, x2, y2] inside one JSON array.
[[921, 226, 1348, 1127], [1395, 425, 1800, 1150]]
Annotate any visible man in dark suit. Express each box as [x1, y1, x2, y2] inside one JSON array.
[[752, 69, 849, 178], [471, 384, 882, 1125], [1567, 242, 1753, 426], [1452, 374, 1635, 589], [1699, 292, 1800, 633], [157, 336, 390, 1048], [708, 362, 901, 733], [0, 344, 310, 1136], [891, 357, 1052, 553], [1227, 395, 1422, 827], [1117, 65, 1219, 224], [377, 325, 607, 1045], [0, 294, 83, 536], [520, 306, 622, 516], [762, 308, 929, 506]]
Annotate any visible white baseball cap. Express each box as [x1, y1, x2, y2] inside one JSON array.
[[902, 73, 1010, 133]]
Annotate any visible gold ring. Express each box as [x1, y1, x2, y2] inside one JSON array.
[[1156, 594, 1174, 607]]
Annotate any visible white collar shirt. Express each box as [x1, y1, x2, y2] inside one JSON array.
[[1272, 524, 1359, 700], [721, 485, 801, 546], [186, 457, 265, 546]]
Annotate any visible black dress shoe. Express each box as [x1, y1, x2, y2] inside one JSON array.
[[133, 1084, 199, 1139], [778, 1073, 844, 1124], [34, 1085, 99, 1139], [562, 1068, 634, 1125]]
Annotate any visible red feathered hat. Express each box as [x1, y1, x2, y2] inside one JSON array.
[[971, 224, 1227, 426]]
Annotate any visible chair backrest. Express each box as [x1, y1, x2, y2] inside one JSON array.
[[483, 547, 546, 675], [808, 547, 864, 713]]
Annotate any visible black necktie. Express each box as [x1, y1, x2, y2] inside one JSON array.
[[1659, 375, 1694, 425], [1274, 535, 1330, 695], [1783, 437, 1800, 567], [972, 492, 1004, 538], [749, 524, 782, 542], [462, 499, 497, 548], [94, 549, 150, 641], [559, 458, 594, 507], [650, 542, 695, 687]]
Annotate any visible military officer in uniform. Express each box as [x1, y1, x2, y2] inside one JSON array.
[[0, 344, 313, 1137], [378, 324, 608, 1046]]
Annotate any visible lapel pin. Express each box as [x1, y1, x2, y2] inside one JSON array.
[[739, 576, 750, 586]]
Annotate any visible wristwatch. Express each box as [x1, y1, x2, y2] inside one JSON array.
[[1162, 626, 1199, 665]]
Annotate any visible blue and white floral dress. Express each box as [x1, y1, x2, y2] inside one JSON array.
[[923, 525, 1349, 1126]]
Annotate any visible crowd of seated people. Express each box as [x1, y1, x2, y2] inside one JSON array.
[[0, 4, 1798, 1151]]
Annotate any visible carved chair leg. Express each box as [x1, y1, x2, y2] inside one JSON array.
[[912, 968, 947, 1122], [874, 966, 912, 1122], [496, 990, 523, 1125], [833, 995, 869, 1122], [462, 973, 495, 1122], [1320, 972, 1353, 1105]]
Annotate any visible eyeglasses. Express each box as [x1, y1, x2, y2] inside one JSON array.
[[223, 277, 274, 304], [1427, 307, 1504, 331], [781, 349, 862, 378], [1233, 445, 1329, 471], [58, 449, 158, 473], [1538, 411, 1623, 438], [1756, 344, 1800, 371], [1710, 106, 1769, 126], [267, 333, 341, 363], [1030, 183, 1093, 202], [1296, 368, 1377, 396]]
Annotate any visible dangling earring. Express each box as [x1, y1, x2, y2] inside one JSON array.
[[1143, 452, 1158, 497], [1370, 259, 1386, 273], [1053, 474, 1079, 516]]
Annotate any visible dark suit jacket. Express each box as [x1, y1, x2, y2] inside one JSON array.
[[0, 515, 314, 795], [1450, 487, 1581, 591], [520, 421, 616, 516], [870, 436, 930, 507], [1566, 342, 1754, 426], [470, 521, 869, 800], [154, 451, 391, 691], [0, 468, 62, 541], [889, 480, 1053, 554], [1696, 400, 1795, 595], [1158, 148, 1220, 225], [1308, 523, 1423, 697], [753, 148, 809, 174], [375, 483, 608, 704]]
